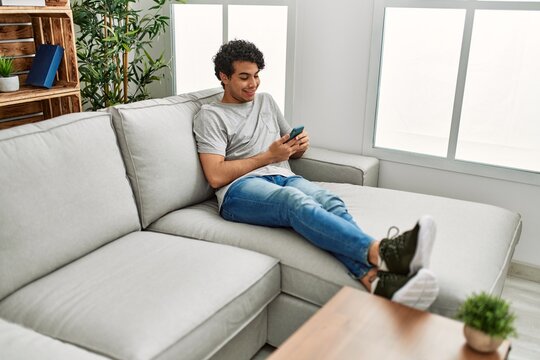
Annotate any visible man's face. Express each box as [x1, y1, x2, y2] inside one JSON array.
[[220, 61, 260, 104]]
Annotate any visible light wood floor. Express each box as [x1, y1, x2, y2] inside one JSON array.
[[253, 275, 540, 360], [502, 276, 540, 360]]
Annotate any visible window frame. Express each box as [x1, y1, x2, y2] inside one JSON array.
[[171, 0, 297, 122], [363, 0, 540, 186]]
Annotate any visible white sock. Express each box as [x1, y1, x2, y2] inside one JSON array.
[[378, 256, 389, 272], [371, 277, 380, 294]]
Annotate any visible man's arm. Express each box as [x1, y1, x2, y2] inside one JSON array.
[[199, 133, 301, 189]]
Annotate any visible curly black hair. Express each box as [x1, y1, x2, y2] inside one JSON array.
[[213, 40, 265, 87]]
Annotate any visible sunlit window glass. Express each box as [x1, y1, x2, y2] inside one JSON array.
[[173, 5, 223, 94], [457, 10, 540, 172], [375, 8, 465, 157], [228, 5, 288, 112]]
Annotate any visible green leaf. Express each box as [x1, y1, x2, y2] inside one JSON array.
[[73, 0, 176, 109], [0, 56, 14, 77]]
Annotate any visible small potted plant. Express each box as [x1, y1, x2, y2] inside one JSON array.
[[0, 56, 19, 92], [456, 292, 517, 353]]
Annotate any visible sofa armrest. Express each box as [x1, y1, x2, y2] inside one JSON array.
[[289, 146, 379, 187]]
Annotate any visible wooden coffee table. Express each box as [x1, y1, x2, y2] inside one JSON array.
[[269, 286, 510, 360]]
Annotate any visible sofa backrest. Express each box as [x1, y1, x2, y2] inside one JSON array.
[[0, 112, 140, 301], [109, 88, 223, 228]]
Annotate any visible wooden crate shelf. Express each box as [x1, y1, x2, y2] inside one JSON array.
[[0, 8, 70, 14], [0, 81, 79, 105], [0, 0, 69, 11], [0, 94, 80, 130], [0, 0, 80, 129]]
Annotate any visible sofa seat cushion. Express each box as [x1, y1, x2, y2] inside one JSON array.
[[0, 318, 109, 360], [148, 182, 521, 316], [149, 200, 360, 308], [0, 232, 280, 360]]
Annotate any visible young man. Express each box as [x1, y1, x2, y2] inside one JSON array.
[[193, 40, 439, 310]]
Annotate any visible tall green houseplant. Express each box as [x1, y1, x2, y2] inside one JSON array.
[[72, 0, 184, 110]]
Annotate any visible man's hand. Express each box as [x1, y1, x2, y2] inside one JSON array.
[[267, 133, 303, 162], [288, 130, 309, 159]]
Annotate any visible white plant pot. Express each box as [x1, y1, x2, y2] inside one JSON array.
[[463, 325, 504, 353], [0, 76, 20, 92]]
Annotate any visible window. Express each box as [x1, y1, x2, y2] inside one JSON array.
[[172, 0, 295, 118], [172, 5, 223, 95], [365, 0, 540, 184]]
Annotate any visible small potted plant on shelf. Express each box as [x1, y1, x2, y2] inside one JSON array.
[[0, 56, 19, 93], [456, 292, 517, 353]]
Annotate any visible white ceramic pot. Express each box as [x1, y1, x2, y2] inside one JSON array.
[[0, 76, 20, 92], [463, 325, 504, 353]]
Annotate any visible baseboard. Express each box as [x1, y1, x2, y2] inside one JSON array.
[[509, 261, 540, 283]]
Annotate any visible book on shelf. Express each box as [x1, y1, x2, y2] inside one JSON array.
[[26, 44, 64, 89], [0, 0, 46, 5]]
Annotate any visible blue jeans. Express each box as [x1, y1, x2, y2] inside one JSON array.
[[221, 175, 375, 278]]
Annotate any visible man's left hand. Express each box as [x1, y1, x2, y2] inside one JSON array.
[[290, 130, 309, 159]]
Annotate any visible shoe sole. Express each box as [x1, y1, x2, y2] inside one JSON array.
[[409, 215, 436, 275], [392, 268, 439, 310]]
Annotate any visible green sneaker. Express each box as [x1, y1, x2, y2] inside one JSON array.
[[372, 269, 439, 310], [379, 215, 436, 276]]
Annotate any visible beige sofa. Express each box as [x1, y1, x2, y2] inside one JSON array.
[[0, 88, 522, 359]]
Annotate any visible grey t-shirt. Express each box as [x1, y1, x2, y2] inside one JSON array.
[[193, 92, 295, 208]]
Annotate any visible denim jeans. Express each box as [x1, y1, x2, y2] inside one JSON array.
[[220, 175, 375, 279]]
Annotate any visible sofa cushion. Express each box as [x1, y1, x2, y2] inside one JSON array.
[[149, 200, 360, 307], [148, 182, 521, 316], [0, 231, 279, 360], [0, 112, 140, 301], [0, 318, 109, 360], [110, 88, 224, 228]]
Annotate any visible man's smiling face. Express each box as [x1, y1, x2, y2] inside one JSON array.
[[220, 61, 260, 104]]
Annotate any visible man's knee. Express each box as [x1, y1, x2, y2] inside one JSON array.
[[274, 186, 319, 211], [316, 190, 346, 210]]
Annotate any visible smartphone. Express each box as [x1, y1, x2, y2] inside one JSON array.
[[286, 125, 304, 143]]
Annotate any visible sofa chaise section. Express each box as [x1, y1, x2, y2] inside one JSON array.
[[148, 181, 521, 322]]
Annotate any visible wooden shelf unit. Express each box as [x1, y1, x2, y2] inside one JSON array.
[[0, 0, 81, 130]]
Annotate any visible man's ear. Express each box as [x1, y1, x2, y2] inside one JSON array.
[[219, 72, 230, 84]]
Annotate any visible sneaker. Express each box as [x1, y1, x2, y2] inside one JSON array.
[[372, 268, 439, 310], [379, 215, 436, 276]]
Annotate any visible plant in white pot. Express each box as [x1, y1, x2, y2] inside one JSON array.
[[0, 57, 19, 92], [456, 292, 517, 353]]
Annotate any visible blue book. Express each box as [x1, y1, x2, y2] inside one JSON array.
[[26, 44, 64, 89]]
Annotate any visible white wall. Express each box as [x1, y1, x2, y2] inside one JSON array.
[[292, 0, 540, 267], [292, 0, 373, 153], [149, 0, 539, 267]]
